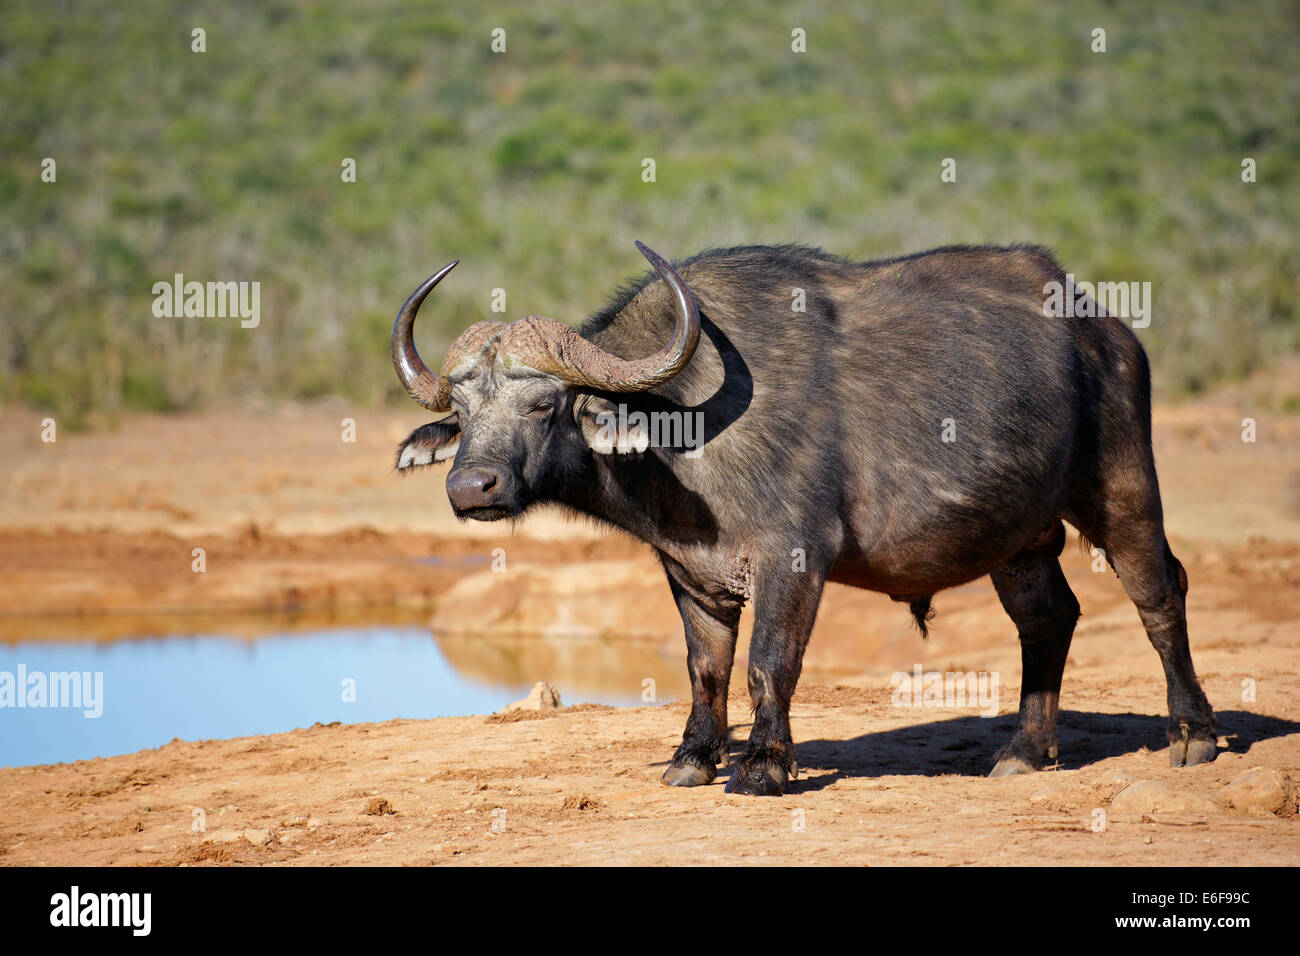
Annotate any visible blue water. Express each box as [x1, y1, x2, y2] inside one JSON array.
[[0, 627, 662, 768]]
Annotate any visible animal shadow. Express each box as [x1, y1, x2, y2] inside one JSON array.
[[726, 710, 1300, 794]]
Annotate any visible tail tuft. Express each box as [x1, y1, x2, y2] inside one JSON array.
[[909, 596, 936, 639]]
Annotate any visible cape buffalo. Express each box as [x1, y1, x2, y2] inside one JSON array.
[[391, 241, 1217, 795]]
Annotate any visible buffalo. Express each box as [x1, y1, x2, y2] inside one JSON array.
[[391, 241, 1216, 795]]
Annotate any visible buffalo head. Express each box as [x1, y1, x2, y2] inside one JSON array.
[[391, 242, 700, 520]]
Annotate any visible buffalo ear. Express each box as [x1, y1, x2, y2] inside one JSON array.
[[395, 414, 461, 470], [575, 394, 648, 456]]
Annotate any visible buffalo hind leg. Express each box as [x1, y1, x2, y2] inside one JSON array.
[[661, 574, 741, 787], [726, 559, 827, 796], [1069, 350, 1217, 765], [1106, 534, 1217, 766], [988, 524, 1080, 777]]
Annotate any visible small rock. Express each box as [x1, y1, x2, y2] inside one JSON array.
[[1218, 768, 1295, 816], [203, 829, 244, 844], [243, 828, 275, 847], [1095, 767, 1136, 787], [1110, 780, 1219, 819], [1093, 767, 1138, 798], [306, 816, 325, 830], [502, 681, 563, 714], [363, 798, 395, 816], [1028, 783, 1069, 804]]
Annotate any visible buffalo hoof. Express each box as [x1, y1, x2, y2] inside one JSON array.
[[725, 761, 788, 796], [1170, 736, 1218, 768], [661, 760, 716, 787], [988, 754, 1040, 778]]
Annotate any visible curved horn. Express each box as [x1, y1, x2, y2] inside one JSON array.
[[501, 241, 701, 392], [391, 260, 458, 411], [624, 240, 702, 387]]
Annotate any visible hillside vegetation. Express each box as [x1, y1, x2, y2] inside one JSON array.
[[2, 0, 1297, 426]]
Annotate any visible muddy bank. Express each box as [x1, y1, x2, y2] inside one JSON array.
[[2, 387, 1298, 665], [3, 525, 1296, 682], [0, 526, 644, 627]]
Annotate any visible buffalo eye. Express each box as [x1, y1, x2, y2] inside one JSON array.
[[526, 402, 555, 420]]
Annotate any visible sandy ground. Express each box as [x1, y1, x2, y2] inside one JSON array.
[[0, 678, 1295, 866], [0, 364, 1297, 865]]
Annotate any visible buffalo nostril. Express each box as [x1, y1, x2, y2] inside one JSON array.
[[447, 468, 504, 508]]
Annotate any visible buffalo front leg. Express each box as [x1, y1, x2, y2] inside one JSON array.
[[725, 559, 827, 796], [988, 532, 1081, 777], [661, 575, 741, 787]]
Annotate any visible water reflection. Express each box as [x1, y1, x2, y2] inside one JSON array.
[[0, 627, 689, 768]]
